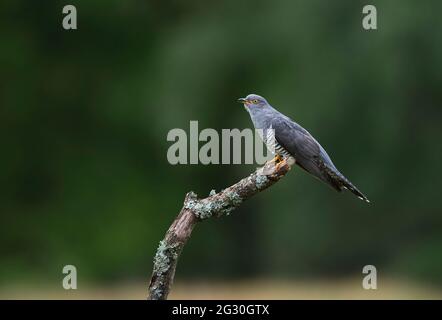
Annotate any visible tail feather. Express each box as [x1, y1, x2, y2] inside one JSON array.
[[341, 179, 370, 203], [322, 163, 370, 203]]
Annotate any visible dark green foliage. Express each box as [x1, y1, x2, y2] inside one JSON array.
[[1, 0, 442, 286]]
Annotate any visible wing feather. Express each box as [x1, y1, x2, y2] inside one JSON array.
[[272, 116, 337, 188], [269, 113, 369, 201]]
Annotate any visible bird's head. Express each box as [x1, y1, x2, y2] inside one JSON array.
[[238, 94, 268, 109]]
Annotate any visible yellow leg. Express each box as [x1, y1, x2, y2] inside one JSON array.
[[268, 154, 283, 165], [275, 157, 288, 170], [262, 154, 289, 175]]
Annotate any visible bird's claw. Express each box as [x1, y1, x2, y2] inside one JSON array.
[[262, 156, 289, 175], [275, 158, 289, 171], [267, 154, 283, 165]]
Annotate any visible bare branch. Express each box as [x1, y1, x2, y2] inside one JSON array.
[[147, 160, 291, 300]]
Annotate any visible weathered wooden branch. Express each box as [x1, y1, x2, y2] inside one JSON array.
[[147, 160, 291, 300]]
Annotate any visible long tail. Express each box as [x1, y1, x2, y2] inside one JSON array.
[[340, 177, 370, 203], [323, 164, 370, 203]]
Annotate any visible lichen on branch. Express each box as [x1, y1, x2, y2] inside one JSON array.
[[148, 159, 291, 300]]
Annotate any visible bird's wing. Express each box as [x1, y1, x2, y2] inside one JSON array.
[[272, 116, 333, 185], [272, 116, 319, 160], [271, 115, 369, 201]]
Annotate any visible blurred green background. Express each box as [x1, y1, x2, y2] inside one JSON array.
[[1, 0, 442, 299]]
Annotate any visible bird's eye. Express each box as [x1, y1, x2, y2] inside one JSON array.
[[253, 99, 258, 103]]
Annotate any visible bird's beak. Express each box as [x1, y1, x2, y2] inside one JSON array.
[[238, 98, 248, 104]]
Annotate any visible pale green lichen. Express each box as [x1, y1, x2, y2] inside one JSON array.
[[184, 200, 197, 210], [149, 282, 164, 300], [153, 240, 170, 274], [150, 240, 182, 300], [194, 200, 223, 219], [187, 191, 198, 199], [255, 174, 269, 189], [226, 191, 242, 206], [153, 240, 180, 275], [184, 191, 198, 209], [209, 189, 216, 196], [193, 191, 243, 219]]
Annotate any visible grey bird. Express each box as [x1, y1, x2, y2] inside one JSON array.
[[239, 93, 369, 203]]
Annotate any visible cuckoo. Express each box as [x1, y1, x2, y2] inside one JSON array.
[[239, 94, 369, 202]]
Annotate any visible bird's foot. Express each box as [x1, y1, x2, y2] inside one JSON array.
[[275, 158, 289, 171], [262, 155, 289, 175], [267, 154, 283, 165], [275, 154, 283, 163]]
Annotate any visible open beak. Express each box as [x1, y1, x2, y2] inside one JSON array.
[[238, 97, 248, 104]]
